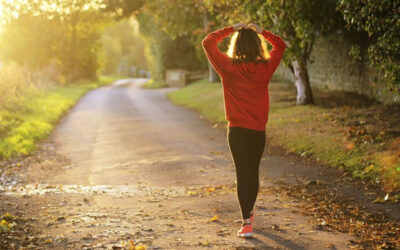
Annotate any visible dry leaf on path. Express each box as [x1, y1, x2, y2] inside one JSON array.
[[208, 215, 218, 222], [372, 193, 390, 203], [207, 187, 216, 192]]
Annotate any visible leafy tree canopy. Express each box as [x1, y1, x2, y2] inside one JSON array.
[[0, 0, 111, 81], [204, 0, 340, 65], [338, 0, 400, 93]]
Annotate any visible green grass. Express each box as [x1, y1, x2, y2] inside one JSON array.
[[168, 79, 226, 124], [0, 76, 118, 158], [167, 78, 400, 193], [141, 79, 169, 89]]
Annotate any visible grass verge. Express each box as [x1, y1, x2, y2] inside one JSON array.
[[167, 79, 400, 194], [141, 79, 168, 89], [0, 76, 118, 159]]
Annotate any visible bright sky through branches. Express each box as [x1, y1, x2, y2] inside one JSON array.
[[0, 0, 106, 27], [0, 0, 16, 26]]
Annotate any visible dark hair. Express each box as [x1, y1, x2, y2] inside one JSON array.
[[230, 28, 268, 64]]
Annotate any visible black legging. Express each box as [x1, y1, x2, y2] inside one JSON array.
[[227, 126, 266, 220]]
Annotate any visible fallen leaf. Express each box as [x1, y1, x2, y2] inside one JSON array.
[[207, 187, 216, 193], [2, 212, 14, 220], [272, 224, 280, 231], [372, 196, 388, 203], [208, 215, 218, 222], [135, 245, 147, 250], [187, 190, 197, 196], [384, 193, 389, 201], [44, 238, 53, 244], [345, 141, 355, 150], [129, 240, 135, 248], [0, 219, 11, 232]]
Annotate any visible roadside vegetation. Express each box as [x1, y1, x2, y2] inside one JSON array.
[[0, 67, 117, 158], [142, 79, 168, 89], [0, 2, 147, 159], [168, 79, 400, 195]]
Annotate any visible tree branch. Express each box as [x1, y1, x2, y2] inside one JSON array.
[[305, 35, 315, 60]]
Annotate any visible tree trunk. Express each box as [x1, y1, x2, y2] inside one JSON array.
[[292, 60, 314, 105], [203, 10, 220, 83], [208, 63, 220, 82]]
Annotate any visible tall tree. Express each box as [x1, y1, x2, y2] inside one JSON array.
[[139, 0, 220, 82], [202, 11, 220, 82], [204, 0, 340, 105], [338, 0, 400, 94], [136, 12, 174, 81], [0, 0, 109, 81], [108, 0, 209, 81]]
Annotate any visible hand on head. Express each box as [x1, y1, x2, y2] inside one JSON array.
[[233, 23, 263, 34], [232, 23, 247, 31], [248, 23, 263, 34]]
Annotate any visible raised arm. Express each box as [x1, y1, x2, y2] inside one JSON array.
[[261, 30, 287, 74], [202, 24, 245, 75]]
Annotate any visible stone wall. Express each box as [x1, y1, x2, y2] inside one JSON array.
[[274, 31, 399, 104]]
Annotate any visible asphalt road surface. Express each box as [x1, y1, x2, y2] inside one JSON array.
[[2, 78, 358, 249]]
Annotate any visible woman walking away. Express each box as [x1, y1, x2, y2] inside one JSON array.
[[202, 23, 286, 238]]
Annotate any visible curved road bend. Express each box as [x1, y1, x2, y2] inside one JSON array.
[[10, 78, 356, 249]]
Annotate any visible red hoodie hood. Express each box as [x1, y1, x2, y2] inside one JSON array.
[[234, 61, 269, 84]]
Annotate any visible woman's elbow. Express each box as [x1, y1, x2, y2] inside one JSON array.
[[202, 38, 212, 48]]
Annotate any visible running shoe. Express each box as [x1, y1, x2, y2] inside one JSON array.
[[237, 223, 253, 238]]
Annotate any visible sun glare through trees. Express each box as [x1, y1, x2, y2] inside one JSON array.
[[0, 0, 399, 249]]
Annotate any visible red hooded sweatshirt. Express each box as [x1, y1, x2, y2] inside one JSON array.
[[202, 26, 286, 131]]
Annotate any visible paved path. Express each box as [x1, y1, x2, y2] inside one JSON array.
[[2, 79, 356, 249]]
